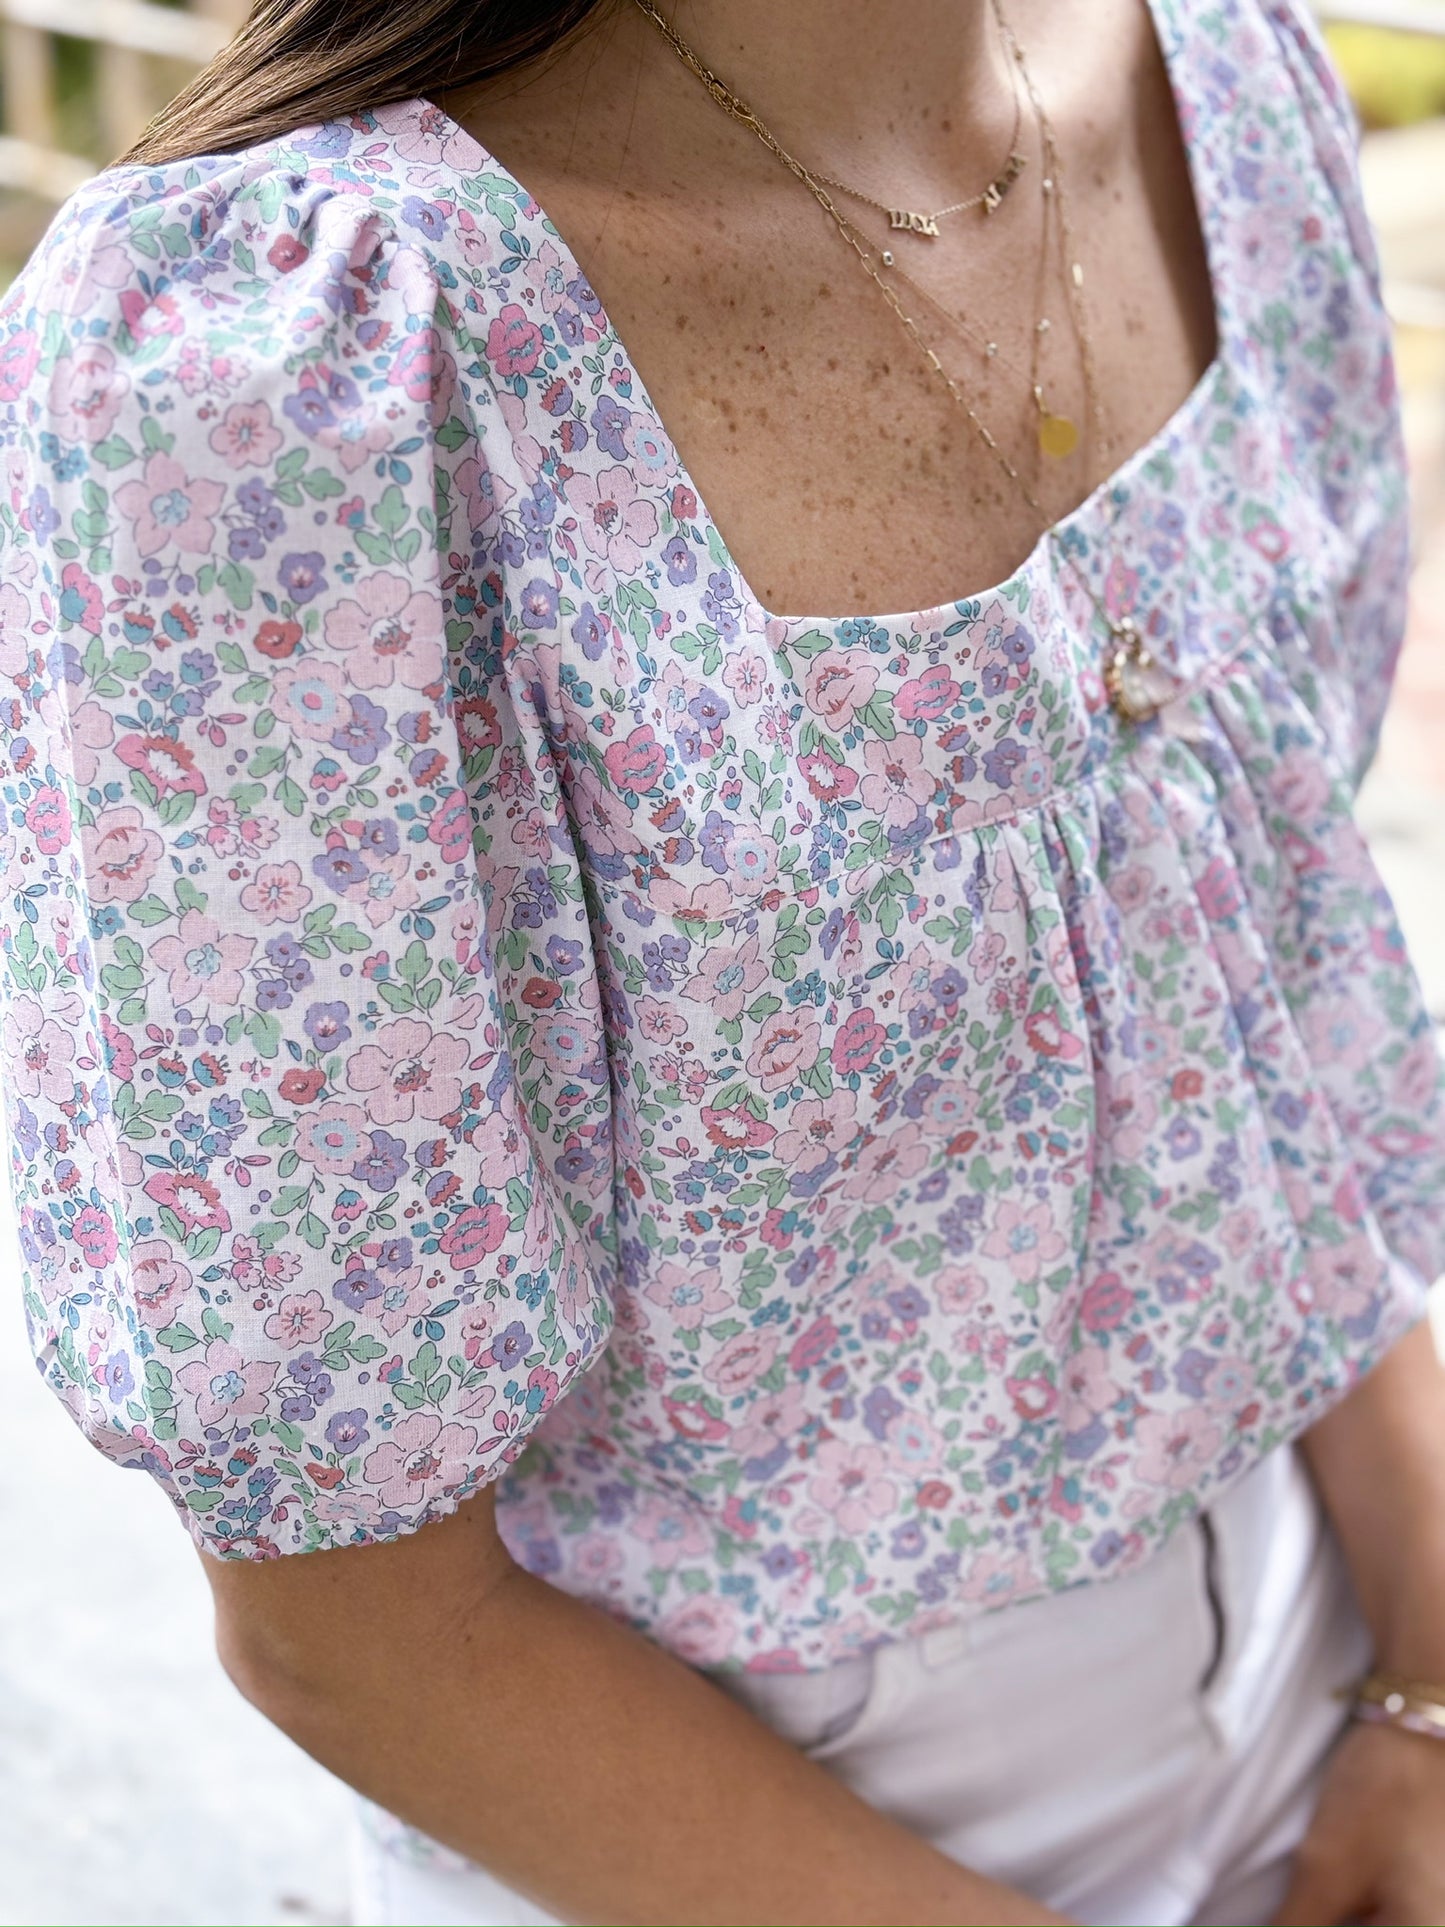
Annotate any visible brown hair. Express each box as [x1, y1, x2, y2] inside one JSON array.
[[123, 0, 612, 169]]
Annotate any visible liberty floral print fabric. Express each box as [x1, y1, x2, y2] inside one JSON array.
[[2, 0, 1443, 1673]]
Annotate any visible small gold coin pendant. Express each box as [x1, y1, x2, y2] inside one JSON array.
[[1037, 412, 1080, 459]]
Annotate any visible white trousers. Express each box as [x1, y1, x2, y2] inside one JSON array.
[[348, 1443, 1370, 1927]]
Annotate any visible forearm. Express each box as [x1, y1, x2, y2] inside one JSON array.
[[212, 1516, 1066, 1927], [1298, 1313, 1445, 1676]]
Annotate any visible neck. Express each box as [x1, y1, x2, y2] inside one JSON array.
[[638, 0, 1018, 188]]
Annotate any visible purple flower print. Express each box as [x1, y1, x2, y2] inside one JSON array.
[[326, 1409, 371, 1451], [571, 602, 607, 660], [520, 578, 559, 628], [591, 395, 631, 459], [353, 1129, 408, 1193], [331, 692, 389, 761], [663, 534, 697, 586], [303, 1000, 352, 1048], [981, 737, 1026, 789], [278, 550, 328, 603], [490, 1321, 530, 1372], [101, 1351, 134, 1404]]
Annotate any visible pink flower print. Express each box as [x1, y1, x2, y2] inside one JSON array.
[[454, 451, 515, 536], [570, 1534, 624, 1587], [48, 342, 129, 444], [746, 1011, 823, 1093], [1059, 1343, 1121, 1420], [263, 1289, 334, 1350], [934, 1264, 986, 1316], [129, 1240, 193, 1326], [22, 784, 71, 857], [175, 1339, 277, 1429], [802, 650, 878, 729], [648, 874, 735, 927], [80, 803, 165, 904], [773, 1089, 859, 1173], [141, 1170, 232, 1236], [859, 733, 937, 828], [895, 661, 960, 722], [808, 1439, 897, 1534], [727, 1381, 807, 1462], [239, 860, 312, 925], [376, 1268, 429, 1337], [602, 722, 666, 792], [657, 1595, 739, 1667], [0, 581, 34, 678], [572, 764, 646, 862], [470, 1107, 528, 1187], [426, 787, 474, 866], [0, 327, 40, 402], [294, 1102, 371, 1175], [884, 1407, 943, 1471], [634, 1493, 711, 1570], [115, 732, 207, 801], [913, 1079, 979, 1140], [622, 410, 678, 486], [1006, 1372, 1059, 1423], [831, 1007, 887, 1077], [438, 1202, 509, 1271], [208, 399, 284, 470], [322, 570, 444, 690], [566, 465, 659, 574], [362, 1411, 479, 1510], [842, 1123, 929, 1204], [150, 908, 255, 1009], [681, 934, 768, 1022], [1305, 1232, 1383, 1321], [534, 1008, 603, 1081], [345, 1016, 469, 1123], [71, 1202, 119, 1269], [4, 996, 76, 1102], [1132, 1406, 1223, 1490], [522, 239, 569, 314], [129, 1240, 193, 1333], [272, 659, 355, 743], [114, 451, 224, 558], [1300, 997, 1386, 1075], [486, 302, 545, 379], [635, 996, 689, 1045], [721, 646, 768, 708], [980, 1198, 1069, 1284], [65, 697, 115, 788], [375, 98, 483, 171], [702, 1327, 777, 1396], [959, 1547, 1040, 1607]]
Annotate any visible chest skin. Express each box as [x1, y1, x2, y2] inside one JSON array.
[[450, 0, 1219, 621]]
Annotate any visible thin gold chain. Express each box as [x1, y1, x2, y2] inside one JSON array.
[[628, 0, 1168, 718], [809, 46, 1027, 227]]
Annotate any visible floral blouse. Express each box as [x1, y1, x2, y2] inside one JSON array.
[[2, 0, 1443, 1674]]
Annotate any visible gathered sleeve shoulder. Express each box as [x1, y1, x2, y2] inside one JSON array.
[[1260, 0, 1411, 792], [0, 142, 616, 1557]]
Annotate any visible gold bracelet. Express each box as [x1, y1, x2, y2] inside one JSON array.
[[1336, 1670, 1445, 1743]]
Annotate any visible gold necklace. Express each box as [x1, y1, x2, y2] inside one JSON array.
[[629, 0, 1171, 722], [808, 45, 1028, 237]]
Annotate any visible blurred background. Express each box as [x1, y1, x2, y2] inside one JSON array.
[[2, 1, 1444, 1922]]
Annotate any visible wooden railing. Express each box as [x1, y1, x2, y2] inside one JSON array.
[[0, 0, 239, 201]]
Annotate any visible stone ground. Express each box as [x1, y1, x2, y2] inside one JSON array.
[[2, 121, 1444, 1927]]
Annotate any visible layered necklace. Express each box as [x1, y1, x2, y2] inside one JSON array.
[[630, 0, 1176, 724]]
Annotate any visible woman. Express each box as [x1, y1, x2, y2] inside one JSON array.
[[4, 0, 1445, 1918]]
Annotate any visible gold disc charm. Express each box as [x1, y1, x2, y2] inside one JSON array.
[[1037, 411, 1079, 459]]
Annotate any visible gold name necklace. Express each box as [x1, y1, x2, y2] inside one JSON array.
[[629, 0, 1174, 723]]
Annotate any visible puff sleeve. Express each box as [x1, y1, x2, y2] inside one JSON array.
[[1265, 0, 1413, 793], [0, 152, 615, 1556]]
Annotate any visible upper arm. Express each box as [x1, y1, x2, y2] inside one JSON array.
[[1, 148, 617, 1570]]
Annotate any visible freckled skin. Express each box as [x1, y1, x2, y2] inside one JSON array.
[[452, 0, 1216, 618]]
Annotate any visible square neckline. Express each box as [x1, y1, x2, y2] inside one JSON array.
[[409, 0, 1227, 635]]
